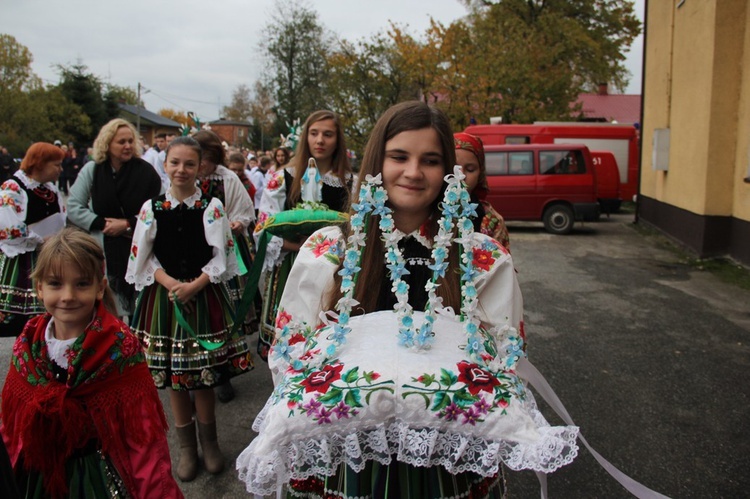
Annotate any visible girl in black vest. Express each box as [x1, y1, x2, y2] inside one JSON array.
[[126, 137, 253, 482], [0, 142, 66, 336]]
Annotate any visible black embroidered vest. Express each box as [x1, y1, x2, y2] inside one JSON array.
[[152, 195, 213, 280], [17, 181, 60, 225]]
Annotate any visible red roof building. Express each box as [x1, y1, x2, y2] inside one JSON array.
[[573, 84, 642, 124]]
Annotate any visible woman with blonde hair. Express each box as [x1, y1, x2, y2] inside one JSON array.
[[0, 142, 66, 336], [68, 118, 162, 319]]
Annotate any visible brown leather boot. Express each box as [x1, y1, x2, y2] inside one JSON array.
[[175, 420, 199, 482], [197, 420, 225, 474]]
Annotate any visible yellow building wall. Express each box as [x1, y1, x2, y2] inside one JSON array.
[[734, 3, 750, 223], [639, 0, 673, 201], [706, 0, 746, 217], [641, 0, 749, 221]]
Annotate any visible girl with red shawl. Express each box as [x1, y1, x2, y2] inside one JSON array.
[[0, 227, 182, 498]]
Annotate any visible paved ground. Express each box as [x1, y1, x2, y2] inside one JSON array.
[[1, 213, 748, 498]]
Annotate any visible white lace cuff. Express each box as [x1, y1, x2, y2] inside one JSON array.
[[262, 235, 285, 273], [0, 233, 42, 258]]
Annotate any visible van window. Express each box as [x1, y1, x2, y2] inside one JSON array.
[[540, 150, 586, 175], [486, 152, 508, 175], [508, 152, 534, 175]]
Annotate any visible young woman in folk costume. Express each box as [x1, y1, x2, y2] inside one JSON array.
[[192, 130, 256, 403], [253, 110, 355, 360], [126, 137, 253, 482], [0, 143, 66, 336], [454, 132, 511, 251], [1, 227, 182, 498], [237, 101, 543, 498], [271, 146, 291, 175]]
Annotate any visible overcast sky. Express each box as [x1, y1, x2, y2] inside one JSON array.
[[2, 0, 644, 122]]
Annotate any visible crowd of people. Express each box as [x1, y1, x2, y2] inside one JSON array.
[[0, 101, 520, 499]]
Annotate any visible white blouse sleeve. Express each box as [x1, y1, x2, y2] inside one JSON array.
[[473, 233, 525, 341], [125, 200, 163, 291], [253, 169, 289, 272], [219, 166, 256, 230], [268, 226, 343, 380], [202, 198, 240, 283], [0, 179, 41, 257]]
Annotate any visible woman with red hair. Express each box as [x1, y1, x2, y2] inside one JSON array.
[[0, 142, 66, 336]]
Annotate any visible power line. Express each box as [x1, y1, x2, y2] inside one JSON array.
[[142, 85, 226, 106]]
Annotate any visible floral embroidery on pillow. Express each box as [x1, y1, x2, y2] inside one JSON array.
[[283, 361, 393, 425], [402, 361, 524, 426]]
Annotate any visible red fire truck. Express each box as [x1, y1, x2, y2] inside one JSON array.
[[464, 122, 639, 205]]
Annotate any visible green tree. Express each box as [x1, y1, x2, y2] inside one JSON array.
[[103, 83, 139, 121], [0, 35, 89, 153], [261, 0, 332, 133], [0, 34, 41, 92], [222, 84, 253, 121], [325, 33, 415, 154], [248, 80, 276, 151], [55, 62, 109, 142], [454, 0, 641, 123]]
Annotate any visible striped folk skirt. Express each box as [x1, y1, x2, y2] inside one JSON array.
[[0, 251, 44, 336], [130, 281, 253, 390]]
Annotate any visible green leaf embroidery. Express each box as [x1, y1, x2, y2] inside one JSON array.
[[344, 389, 363, 408], [343, 367, 359, 383]]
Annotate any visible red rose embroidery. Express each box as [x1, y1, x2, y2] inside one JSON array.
[[119, 333, 141, 358], [275, 310, 292, 329], [131, 245, 138, 258], [300, 364, 344, 394], [288, 333, 305, 345], [312, 239, 334, 257], [472, 248, 495, 271], [457, 361, 500, 395]]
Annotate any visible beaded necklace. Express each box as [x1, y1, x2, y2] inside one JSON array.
[[325, 165, 488, 364]]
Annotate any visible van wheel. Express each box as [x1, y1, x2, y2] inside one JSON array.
[[543, 204, 574, 235]]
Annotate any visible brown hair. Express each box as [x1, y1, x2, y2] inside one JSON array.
[[192, 130, 226, 167], [288, 110, 352, 207], [259, 155, 272, 168], [228, 152, 246, 165], [325, 101, 460, 314], [273, 147, 290, 168], [20, 142, 65, 174], [31, 227, 118, 316]]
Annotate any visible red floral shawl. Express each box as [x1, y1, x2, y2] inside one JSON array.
[[0, 301, 168, 498]]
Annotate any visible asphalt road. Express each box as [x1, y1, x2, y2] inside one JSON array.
[[1, 213, 748, 498]]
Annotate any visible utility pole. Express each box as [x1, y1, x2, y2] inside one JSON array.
[[136, 82, 142, 135]]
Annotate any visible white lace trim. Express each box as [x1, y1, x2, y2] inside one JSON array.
[[262, 235, 285, 272], [390, 227, 433, 249], [124, 260, 161, 290], [237, 397, 578, 496], [14, 170, 43, 190]]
